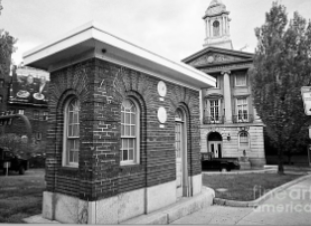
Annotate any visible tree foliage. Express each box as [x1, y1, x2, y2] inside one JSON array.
[[251, 2, 311, 173], [0, 0, 16, 77], [0, 30, 15, 76]]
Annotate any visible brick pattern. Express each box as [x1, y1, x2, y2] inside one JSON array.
[[47, 58, 201, 201]]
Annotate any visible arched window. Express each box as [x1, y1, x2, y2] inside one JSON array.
[[239, 131, 249, 149], [121, 99, 140, 165], [213, 20, 220, 37], [63, 97, 80, 167]]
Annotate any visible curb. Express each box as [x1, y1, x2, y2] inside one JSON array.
[[213, 173, 311, 208], [202, 168, 277, 175]]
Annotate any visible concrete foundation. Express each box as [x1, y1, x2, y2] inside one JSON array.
[[41, 177, 204, 224]]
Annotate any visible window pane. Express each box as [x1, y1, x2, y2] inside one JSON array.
[[129, 149, 133, 160], [125, 113, 130, 124], [125, 125, 130, 136], [131, 125, 135, 136], [131, 113, 136, 124], [123, 149, 128, 161], [129, 139, 134, 148]]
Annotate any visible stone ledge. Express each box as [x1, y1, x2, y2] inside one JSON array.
[[23, 186, 215, 225], [213, 174, 311, 208], [121, 187, 215, 225]]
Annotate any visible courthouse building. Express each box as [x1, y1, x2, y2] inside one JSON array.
[[183, 0, 266, 168]]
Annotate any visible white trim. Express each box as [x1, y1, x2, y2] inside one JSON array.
[[62, 96, 80, 168], [23, 21, 216, 89], [120, 98, 140, 165]]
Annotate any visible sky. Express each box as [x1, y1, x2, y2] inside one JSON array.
[[1, 0, 311, 65]]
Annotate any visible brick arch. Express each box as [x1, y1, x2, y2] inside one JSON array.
[[56, 89, 81, 113]]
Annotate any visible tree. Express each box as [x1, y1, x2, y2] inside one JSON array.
[[0, 0, 16, 77], [251, 2, 311, 174]]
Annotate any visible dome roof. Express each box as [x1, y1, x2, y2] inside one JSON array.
[[205, 0, 227, 16], [208, 0, 224, 8]]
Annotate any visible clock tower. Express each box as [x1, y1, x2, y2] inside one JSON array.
[[203, 0, 233, 49]]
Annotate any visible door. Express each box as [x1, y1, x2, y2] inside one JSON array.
[[175, 109, 187, 199], [175, 121, 182, 198], [209, 141, 222, 158]]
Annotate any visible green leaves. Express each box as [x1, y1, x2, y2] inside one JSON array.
[[251, 2, 311, 160]]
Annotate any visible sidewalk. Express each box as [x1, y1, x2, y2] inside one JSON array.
[[171, 175, 311, 225]]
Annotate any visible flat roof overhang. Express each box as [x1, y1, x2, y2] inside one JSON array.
[[23, 21, 215, 90]]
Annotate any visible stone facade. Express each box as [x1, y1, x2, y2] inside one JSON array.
[[184, 47, 266, 168], [183, 0, 266, 169]]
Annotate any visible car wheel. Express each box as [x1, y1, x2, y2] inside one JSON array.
[[19, 166, 25, 175]]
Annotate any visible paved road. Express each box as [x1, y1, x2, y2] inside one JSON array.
[[171, 177, 311, 225]]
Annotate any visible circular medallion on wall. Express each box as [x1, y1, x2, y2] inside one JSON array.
[[157, 81, 167, 97], [207, 56, 215, 64], [157, 106, 167, 124]]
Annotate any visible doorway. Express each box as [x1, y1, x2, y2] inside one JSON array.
[[207, 132, 223, 158], [175, 108, 187, 198]]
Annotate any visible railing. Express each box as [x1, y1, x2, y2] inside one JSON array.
[[203, 115, 225, 124], [232, 114, 254, 123]]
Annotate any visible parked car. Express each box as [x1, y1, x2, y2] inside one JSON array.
[[0, 147, 29, 175], [201, 152, 240, 171]]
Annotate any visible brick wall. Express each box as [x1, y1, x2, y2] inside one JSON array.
[[46, 58, 201, 201]]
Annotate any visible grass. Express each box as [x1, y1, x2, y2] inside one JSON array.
[[0, 169, 45, 223], [202, 172, 303, 201]]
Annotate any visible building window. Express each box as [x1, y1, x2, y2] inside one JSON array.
[[236, 98, 248, 122], [120, 99, 140, 165], [62, 97, 80, 167], [43, 111, 48, 121], [235, 74, 246, 86], [210, 100, 220, 122], [18, 110, 25, 115], [213, 20, 220, 37], [239, 131, 250, 148], [0, 79, 4, 88]]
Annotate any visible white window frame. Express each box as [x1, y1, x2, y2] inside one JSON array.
[[235, 74, 247, 87], [238, 131, 250, 149], [236, 98, 248, 122], [62, 97, 80, 168], [209, 99, 220, 123], [120, 99, 140, 166]]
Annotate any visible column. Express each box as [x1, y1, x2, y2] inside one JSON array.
[[222, 16, 225, 35], [209, 20, 214, 37], [206, 19, 209, 39], [199, 89, 204, 124], [223, 71, 232, 123]]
